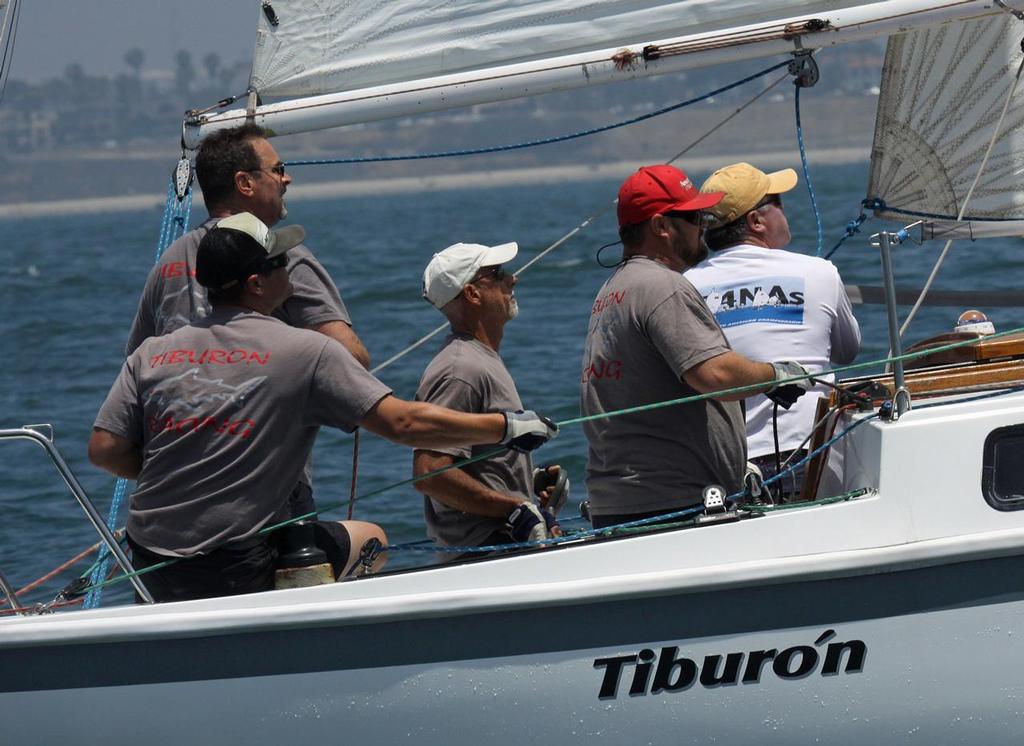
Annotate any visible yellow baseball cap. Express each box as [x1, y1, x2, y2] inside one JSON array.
[[700, 163, 798, 224]]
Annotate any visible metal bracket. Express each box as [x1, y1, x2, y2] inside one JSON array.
[[789, 51, 819, 88], [173, 156, 193, 202], [880, 387, 912, 421]]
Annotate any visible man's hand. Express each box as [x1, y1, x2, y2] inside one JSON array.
[[502, 410, 558, 453], [533, 465, 570, 515], [506, 503, 560, 543], [767, 361, 813, 410]]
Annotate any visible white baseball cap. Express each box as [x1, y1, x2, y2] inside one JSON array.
[[422, 241, 518, 309]]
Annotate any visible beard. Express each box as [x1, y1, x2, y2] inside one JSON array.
[[279, 201, 288, 221], [507, 295, 519, 320]]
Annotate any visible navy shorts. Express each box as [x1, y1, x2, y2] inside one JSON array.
[[128, 521, 351, 603]]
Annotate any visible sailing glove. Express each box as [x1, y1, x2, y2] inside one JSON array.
[[502, 410, 558, 453], [506, 502, 558, 543], [533, 465, 570, 516], [767, 361, 813, 410]]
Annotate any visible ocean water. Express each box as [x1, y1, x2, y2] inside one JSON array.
[[2, 160, 1021, 606]]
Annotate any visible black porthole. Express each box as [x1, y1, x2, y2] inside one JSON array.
[[982, 424, 1024, 511]]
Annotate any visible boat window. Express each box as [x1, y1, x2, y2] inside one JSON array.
[[982, 425, 1024, 511]]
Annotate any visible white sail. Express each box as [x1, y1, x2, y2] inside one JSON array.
[[867, 13, 1024, 221], [186, 0, 1024, 146], [251, 0, 868, 98]]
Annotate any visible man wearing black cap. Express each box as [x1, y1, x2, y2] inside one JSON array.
[[124, 123, 368, 521], [90, 214, 558, 602], [579, 165, 811, 528]]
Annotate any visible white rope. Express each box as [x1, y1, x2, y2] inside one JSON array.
[[369, 72, 789, 375], [898, 49, 1024, 339]]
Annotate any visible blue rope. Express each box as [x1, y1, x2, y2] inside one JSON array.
[[286, 61, 791, 167], [85, 176, 192, 609], [823, 211, 869, 260], [794, 86, 824, 256], [863, 197, 1024, 223]]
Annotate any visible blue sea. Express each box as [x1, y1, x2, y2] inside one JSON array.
[[2, 161, 1021, 606]]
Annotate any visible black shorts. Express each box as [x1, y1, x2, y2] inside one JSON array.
[[128, 521, 352, 603]]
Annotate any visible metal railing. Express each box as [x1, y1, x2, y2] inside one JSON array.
[[0, 425, 153, 607]]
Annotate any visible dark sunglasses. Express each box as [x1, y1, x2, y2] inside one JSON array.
[[474, 265, 508, 283], [754, 194, 783, 211], [663, 210, 703, 225], [252, 253, 288, 275], [247, 163, 287, 177]]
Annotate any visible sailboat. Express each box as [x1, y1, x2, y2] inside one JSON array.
[[4, 1, 1024, 742]]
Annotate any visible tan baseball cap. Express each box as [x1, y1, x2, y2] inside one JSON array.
[[700, 163, 798, 224]]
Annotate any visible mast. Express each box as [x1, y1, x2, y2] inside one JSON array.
[[184, 0, 1024, 147]]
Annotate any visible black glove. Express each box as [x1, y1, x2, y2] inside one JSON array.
[[501, 410, 558, 453], [506, 502, 558, 542], [533, 465, 570, 516], [766, 361, 813, 410]]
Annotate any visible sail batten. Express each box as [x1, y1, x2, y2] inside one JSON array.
[[868, 12, 1024, 221]]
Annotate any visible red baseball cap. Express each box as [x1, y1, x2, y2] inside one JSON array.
[[617, 165, 724, 227]]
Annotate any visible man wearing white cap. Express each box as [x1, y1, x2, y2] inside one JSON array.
[[414, 242, 566, 557], [686, 162, 860, 496], [89, 217, 558, 601]]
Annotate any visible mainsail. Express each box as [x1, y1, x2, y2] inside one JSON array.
[[868, 13, 1024, 221], [186, 0, 1024, 146], [250, 0, 869, 98]]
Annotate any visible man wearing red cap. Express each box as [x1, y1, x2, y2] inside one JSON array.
[[579, 165, 810, 528]]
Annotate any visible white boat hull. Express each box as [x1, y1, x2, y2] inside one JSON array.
[[4, 550, 1024, 744]]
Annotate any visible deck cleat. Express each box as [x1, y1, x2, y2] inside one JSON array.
[[695, 484, 742, 527]]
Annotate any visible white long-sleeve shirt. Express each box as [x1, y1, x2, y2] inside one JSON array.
[[686, 244, 861, 458]]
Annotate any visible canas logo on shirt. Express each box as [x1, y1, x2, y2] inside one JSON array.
[[700, 276, 805, 328]]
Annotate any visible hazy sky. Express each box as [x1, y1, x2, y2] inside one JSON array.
[[8, 0, 257, 81]]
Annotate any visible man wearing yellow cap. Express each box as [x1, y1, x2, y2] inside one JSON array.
[[686, 163, 860, 496], [580, 165, 813, 529]]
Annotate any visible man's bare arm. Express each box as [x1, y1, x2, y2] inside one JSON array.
[[88, 428, 143, 479], [683, 352, 776, 402], [312, 320, 371, 369], [413, 450, 523, 517], [360, 395, 507, 449]]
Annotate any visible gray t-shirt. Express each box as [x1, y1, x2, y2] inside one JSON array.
[[580, 257, 746, 516], [95, 307, 392, 557], [415, 334, 534, 548], [124, 219, 354, 491], [125, 219, 352, 355]]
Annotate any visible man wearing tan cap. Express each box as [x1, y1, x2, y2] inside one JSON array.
[[580, 165, 813, 529], [687, 162, 860, 496], [414, 242, 567, 557]]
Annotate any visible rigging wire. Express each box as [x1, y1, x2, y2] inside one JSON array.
[[370, 70, 791, 376], [286, 62, 790, 167], [896, 45, 1024, 340], [794, 85, 825, 256], [52, 333, 1024, 599], [0, 0, 23, 107]]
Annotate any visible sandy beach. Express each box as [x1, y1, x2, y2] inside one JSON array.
[[0, 147, 869, 220]]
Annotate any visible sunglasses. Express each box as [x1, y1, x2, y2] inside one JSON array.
[[663, 210, 703, 225], [252, 253, 288, 275], [247, 163, 287, 177], [754, 194, 783, 211], [474, 265, 508, 283]]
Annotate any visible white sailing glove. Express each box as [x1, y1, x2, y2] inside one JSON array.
[[506, 502, 558, 543], [501, 410, 558, 453], [767, 361, 813, 410]]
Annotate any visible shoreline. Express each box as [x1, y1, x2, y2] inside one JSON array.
[[0, 147, 869, 220]]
